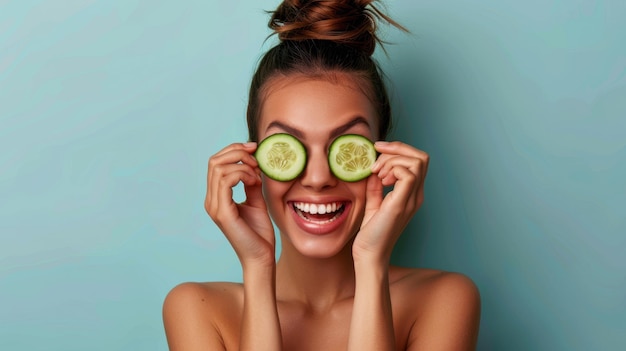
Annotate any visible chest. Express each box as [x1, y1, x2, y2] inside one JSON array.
[[217, 289, 416, 350], [277, 300, 412, 351], [278, 301, 353, 351]]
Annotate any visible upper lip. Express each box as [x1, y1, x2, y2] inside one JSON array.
[[287, 196, 350, 204]]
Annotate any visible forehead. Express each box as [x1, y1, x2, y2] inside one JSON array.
[[258, 74, 379, 140]]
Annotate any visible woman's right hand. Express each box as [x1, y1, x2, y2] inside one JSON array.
[[205, 142, 276, 268]]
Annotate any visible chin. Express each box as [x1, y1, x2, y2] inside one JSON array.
[[280, 221, 359, 260]]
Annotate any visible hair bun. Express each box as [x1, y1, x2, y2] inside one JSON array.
[[269, 0, 388, 56]]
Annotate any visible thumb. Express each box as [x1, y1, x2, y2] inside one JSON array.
[[243, 177, 266, 209], [365, 174, 384, 212]]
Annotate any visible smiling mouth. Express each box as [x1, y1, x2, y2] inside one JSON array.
[[292, 202, 346, 224]]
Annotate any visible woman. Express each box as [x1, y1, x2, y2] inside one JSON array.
[[163, 1, 481, 350]]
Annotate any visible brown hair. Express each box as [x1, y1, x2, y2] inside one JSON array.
[[246, 0, 405, 142]]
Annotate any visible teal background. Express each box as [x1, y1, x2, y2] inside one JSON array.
[[1, 1, 624, 350]]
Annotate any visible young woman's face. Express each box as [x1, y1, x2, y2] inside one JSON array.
[[257, 75, 379, 258]]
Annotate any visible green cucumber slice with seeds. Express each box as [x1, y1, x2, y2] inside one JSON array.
[[328, 134, 377, 182], [255, 133, 306, 181]]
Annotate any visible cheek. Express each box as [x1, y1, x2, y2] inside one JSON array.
[[350, 181, 368, 200], [261, 178, 291, 208]]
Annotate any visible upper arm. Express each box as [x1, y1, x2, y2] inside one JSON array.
[[407, 273, 481, 351], [163, 283, 226, 351]]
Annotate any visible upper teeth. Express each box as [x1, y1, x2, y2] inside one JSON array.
[[294, 202, 343, 215]]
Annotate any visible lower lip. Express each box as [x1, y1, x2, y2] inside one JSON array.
[[289, 202, 351, 235]]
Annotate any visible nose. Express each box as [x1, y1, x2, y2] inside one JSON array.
[[299, 146, 337, 191]]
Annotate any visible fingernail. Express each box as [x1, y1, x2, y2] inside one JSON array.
[[374, 141, 389, 147], [243, 142, 257, 148]]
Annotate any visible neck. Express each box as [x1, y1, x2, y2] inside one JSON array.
[[276, 238, 356, 311]]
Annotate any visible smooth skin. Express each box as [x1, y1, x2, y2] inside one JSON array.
[[163, 74, 481, 350]]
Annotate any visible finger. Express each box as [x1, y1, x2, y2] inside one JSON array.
[[214, 170, 261, 225], [380, 172, 399, 187], [374, 141, 428, 158], [213, 142, 257, 157], [372, 145, 428, 174], [380, 165, 419, 212], [208, 168, 254, 214], [207, 149, 260, 206], [374, 155, 422, 180], [207, 164, 260, 218], [209, 163, 259, 198], [210, 144, 259, 169]]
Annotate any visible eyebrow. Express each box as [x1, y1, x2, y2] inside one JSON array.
[[265, 116, 371, 140]]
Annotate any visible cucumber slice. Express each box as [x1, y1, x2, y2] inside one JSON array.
[[329, 134, 377, 182], [255, 133, 306, 181]]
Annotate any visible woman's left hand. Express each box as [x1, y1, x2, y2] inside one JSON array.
[[352, 141, 430, 264]]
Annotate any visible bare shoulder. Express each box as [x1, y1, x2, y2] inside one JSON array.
[[390, 267, 481, 351], [390, 266, 479, 298], [162, 282, 243, 351], [163, 281, 243, 312]]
